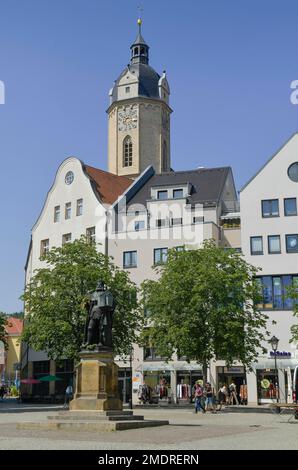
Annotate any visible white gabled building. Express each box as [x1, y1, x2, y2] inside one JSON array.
[[240, 133, 298, 405], [23, 157, 132, 397]]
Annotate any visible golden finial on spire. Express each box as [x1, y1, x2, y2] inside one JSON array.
[[137, 4, 143, 32]]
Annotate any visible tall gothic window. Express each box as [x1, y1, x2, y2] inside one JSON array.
[[123, 136, 133, 167], [162, 141, 168, 172]]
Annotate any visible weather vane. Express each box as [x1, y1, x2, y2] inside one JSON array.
[[137, 4, 144, 31]]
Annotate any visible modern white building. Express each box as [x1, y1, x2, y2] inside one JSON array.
[[240, 133, 298, 405], [108, 164, 240, 404]]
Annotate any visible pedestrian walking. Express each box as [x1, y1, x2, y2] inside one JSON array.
[[194, 382, 206, 414], [0, 385, 5, 402], [217, 384, 228, 411], [204, 382, 216, 412], [63, 384, 73, 409], [229, 382, 239, 405]]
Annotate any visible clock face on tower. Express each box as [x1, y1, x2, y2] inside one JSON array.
[[118, 106, 138, 131]]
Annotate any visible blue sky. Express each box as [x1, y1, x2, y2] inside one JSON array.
[[1, 0, 298, 312]]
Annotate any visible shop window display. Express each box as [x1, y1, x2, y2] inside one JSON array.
[[217, 366, 247, 405], [176, 371, 203, 403], [257, 370, 279, 403], [140, 372, 171, 404]]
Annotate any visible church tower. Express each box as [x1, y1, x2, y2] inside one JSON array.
[[107, 19, 172, 178]]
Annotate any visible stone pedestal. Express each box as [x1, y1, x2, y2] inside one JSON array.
[[70, 349, 122, 411]]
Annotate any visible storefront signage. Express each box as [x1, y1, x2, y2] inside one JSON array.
[[224, 367, 244, 374], [269, 351, 291, 358], [132, 372, 142, 391]]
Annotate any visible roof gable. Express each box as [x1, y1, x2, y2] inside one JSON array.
[[5, 317, 23, 335], [240, 132, 298, 192], [83, 165, 132, 205]]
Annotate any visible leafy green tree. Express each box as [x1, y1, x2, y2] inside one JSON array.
[[141, 241, 270, 382], [286, 284, 298, 343], [22, 237, 141, 361], [0, 313, 8, 349]]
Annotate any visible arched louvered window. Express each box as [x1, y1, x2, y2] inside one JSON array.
[[123, 136, 133, 167]]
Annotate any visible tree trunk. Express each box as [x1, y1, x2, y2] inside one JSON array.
[[203, 360, 208, 385]]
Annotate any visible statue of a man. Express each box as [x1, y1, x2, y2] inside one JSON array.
[[83, 281, 115, 349]]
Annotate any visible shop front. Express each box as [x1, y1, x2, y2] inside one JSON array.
[[142, 370, 171, 404], [255, 356, 298, 404], [176, 369, 203, 403], [139, 362, 204, 405], [216, 366, 247, 404], [118, 367, 132, 405]]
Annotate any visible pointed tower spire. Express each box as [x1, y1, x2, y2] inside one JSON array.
[[130, 18, 149, 65]]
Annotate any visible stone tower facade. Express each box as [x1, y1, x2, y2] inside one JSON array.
[[107, 21, 172, 178]]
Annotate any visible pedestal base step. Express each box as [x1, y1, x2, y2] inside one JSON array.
[[48, 412, 144, 422], [18, 419, 169, 432]]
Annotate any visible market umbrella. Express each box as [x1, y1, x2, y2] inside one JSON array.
[[39, 375, 62, 382], [20, 378, 41, 384]]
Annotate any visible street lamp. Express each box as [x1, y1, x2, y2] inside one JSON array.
[[268, 335, 279, 403]]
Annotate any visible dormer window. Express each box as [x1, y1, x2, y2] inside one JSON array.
[[157, 190, 168, 200], [173, 189, 183, 199], [125, 86, 130, 93]]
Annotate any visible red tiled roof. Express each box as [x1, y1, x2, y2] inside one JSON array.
[[5, 317, 23, 335], [84, 165, 132, 205]]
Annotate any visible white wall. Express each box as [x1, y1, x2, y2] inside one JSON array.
[[240, 133, 298, 356], [30, 157, 106, 276]]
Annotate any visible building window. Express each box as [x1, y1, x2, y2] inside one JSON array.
[[256, 274, 298, 310], [134, 220, 145, 231], [261, 199, 279, 218], [65, 171, 74, 185], [154, 248, 168, 265], [144, 307, 152, 318], [40, 239, 49, 257], [250, 236, 263, 255], [65, 202, 71, 220], [123, 251, 137, 268], [284, 198, 297, 216], [125, 86, 130, 93], [175, 246, 184, 252], [144, 347, 166, 361], [86, 226, 95, 244], [32, 360, 50, 396], [156, 219, 166, 228], [288, 162, 298, 182], [55, 359, 74, 396], [123, 136, 133, 167], [157, 190, 168, 200], [173, 189, 183, 199], [54, 205, 60, 223], [193, 216, 204, 224], [62, 233, 72, 245], [286, 234, 298, 253], [268, 235, 281, 254], [76, 199, 83, 216], [171, 218, 183, 226]]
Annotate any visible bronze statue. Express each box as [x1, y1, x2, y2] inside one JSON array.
[[83, 281, 115, 350]]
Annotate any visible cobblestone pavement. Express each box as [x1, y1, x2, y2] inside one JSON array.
[[0, 399, 297, 450]]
